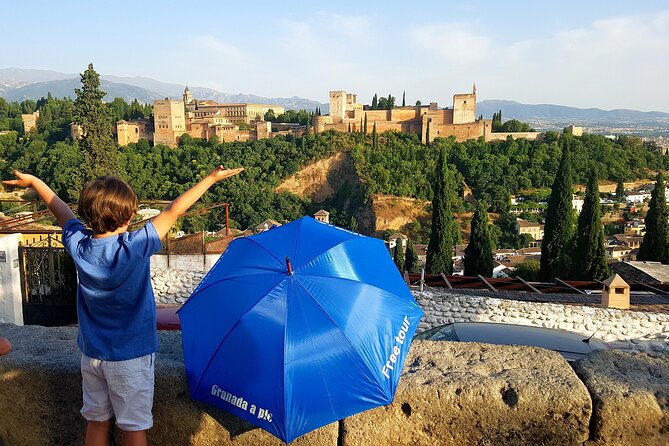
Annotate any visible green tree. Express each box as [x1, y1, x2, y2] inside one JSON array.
[[394, 240, 406, 273], [371, 94, 378, 110], [638, 172, 669, 263], [264, 109, 276, 122], [463, 202, 494, 277], [616, 178, 625, 202], [511, 260, 541, 281], [426, 148, 455, 274], [363, 113, 368, 134], [372, 122, 378, 149], [402, 91, 406, 107], [74, 63, 124, 181], [540, 138, 575, 280], [573, 170, 610, 280], [405, 239, 419, 273]]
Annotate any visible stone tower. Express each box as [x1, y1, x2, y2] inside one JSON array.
[[183, 85, 193, 105]]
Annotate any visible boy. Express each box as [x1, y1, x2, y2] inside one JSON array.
[[3, 166, 243, 446]]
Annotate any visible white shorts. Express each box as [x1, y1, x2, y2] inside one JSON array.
[[80, 353, 155, 431]]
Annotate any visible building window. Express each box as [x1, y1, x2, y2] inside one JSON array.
[[615, 287, 625, 294]]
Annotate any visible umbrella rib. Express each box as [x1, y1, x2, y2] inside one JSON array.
[[293, 278, 388, 399], [237, 236, 286, 270], [190, 275, 288, 395], [187, 269, 283, 299]]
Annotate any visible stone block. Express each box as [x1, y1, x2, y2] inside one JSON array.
[[0, 324, 337, 446], [572, 349, 669, 446], [341, 340, 591, 446]]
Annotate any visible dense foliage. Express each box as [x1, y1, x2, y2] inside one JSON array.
[[637, 172, 669, 263], [463, 202, 494, 277], [74, 64, 124, 181], [573, 171, 610, 280], [540, 138, 576, 280], [426, 148, 457, 274]]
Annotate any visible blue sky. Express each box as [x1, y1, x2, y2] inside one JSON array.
[[3, 1, 668, 111]]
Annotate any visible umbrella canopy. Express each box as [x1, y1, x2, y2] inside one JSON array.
[[178, 216, 423, 442]]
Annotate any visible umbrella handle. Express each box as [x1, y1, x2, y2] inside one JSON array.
[[285, 256, 293, 275]]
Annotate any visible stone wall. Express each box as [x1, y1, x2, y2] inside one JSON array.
[[150, 268, 669, 356], [1, 324, 667, 445], [415, 289, 669, 354]]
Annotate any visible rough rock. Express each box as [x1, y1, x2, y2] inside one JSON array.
[[0, 324, 337, 446], [341, 340, 592, 446], [573, 349, 669, 446]]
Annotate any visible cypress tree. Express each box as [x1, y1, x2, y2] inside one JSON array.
[[463, 202, 494, 277], [616, 178, 625, 202], [372, 122, 378, 149], [348, 122, 351, 133], [371, 94, 378, 110], [426, 148, 455, 274], [74, 63, 123, 181], [402, 91, 406, 107], [540, 138, 576, 280], [573, 171, 610, 280], [405, 239, 419, 273], [364, 113, 368, 134], [359, 117, 363, 134], [425, 119, 431, 145], [394, 239, 406, 273], [638, 172, 669, 263]]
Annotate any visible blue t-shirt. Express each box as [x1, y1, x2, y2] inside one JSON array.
[[62, 218, 162, 361]]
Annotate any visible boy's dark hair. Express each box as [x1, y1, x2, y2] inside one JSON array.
[[78, 176, 138, 234]]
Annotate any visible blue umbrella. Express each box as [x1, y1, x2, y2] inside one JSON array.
[[178, 216, 423, 443]]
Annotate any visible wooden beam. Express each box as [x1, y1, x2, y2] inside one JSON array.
[[478, 275, 497, 292], [440, 273, 453, 289], [515, 276, 542, 293], [555, 278, 586, 294]]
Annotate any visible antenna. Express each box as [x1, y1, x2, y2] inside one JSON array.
[[582, 325, 602, 343]]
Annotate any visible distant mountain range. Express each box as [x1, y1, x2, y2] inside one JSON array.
[[477, 100, 669, 123], [0, 68, 326, 112], [2, 69, 669, 128]]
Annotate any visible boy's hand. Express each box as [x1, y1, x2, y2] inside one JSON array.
[[208, 166, 244, 182], [2, 170, 35, 189]]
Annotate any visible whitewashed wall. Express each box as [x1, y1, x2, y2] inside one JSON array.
[[151, 253, 221, 272], [0, 234, 23, 325]]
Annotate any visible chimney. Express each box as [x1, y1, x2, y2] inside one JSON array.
[[601, 274, 630, 310]]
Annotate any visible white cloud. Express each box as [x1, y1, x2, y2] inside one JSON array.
[[195, 35, 249, 62], [410, 24, 492, 65]]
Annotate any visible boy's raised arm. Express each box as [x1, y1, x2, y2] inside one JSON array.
[[152, 166, 244, 239], [2, 171, 77, 228]]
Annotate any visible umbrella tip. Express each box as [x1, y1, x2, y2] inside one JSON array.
[[285, 256, 293, 275]]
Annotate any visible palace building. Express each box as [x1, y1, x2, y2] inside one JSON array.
[[313, 85, 542, 143]]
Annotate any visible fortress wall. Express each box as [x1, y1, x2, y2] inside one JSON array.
[[149, 269, 669, 355], [1, 324, 667, 445], [430, 121, 487, 142], [485, 131, 543, 142], [389, 108, 421, 121]]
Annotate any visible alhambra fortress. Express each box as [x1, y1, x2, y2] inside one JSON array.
[[60, 85, 547, 148]]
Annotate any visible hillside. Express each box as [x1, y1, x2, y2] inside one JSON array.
[[276, 151, 430, 235]]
